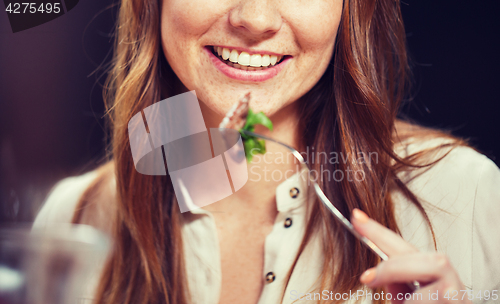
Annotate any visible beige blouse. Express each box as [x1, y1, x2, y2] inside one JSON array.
[[32, 138, 500, 303]]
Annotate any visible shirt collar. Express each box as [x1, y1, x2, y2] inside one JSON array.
[[182, 169, 309, 217]]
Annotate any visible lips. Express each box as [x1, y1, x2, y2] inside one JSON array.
[[205, 46, 290, 82]]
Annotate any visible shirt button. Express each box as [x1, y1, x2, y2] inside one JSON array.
[[290, 187, 300, 198], [265, 272, 276, 283], [284, 218, 292, 228]]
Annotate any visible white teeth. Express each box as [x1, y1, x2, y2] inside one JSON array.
[[222, 48, 230, 60], [238, 52, 251, 66], [270, 55, 278, 65], [229, 50, 239, 63], [250, 54, 262, 67], [261, 55, 271, 67], [213, 46, 284, 69]]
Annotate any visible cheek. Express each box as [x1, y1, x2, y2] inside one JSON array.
[[286, 0, 342, 89], [163, 0, 218, 35], [286, 0, 343, 54], [161, 0, 223, 64]]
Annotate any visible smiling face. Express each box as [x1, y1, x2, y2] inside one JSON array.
[[160, 0, 343, 124]]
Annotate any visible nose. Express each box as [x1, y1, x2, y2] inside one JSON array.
[[229, 0, 282, 37]]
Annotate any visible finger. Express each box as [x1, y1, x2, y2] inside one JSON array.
[[360, 252, 459, 289], [351, 208, 417, 256]]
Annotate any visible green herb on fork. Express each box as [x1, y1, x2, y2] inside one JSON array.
[[218, 92, 273, 162], [239, 108, 273, 162]]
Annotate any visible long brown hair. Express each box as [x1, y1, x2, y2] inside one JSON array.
[[75, 0, 465, 303]]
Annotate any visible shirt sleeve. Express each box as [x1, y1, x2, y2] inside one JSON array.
[[471, 156, 500, 293], [32, 170, 99, 230]]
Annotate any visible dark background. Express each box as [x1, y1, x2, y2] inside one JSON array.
[[1, 0, 499, 223]]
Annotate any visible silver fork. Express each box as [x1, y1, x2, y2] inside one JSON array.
[[240, 129, 421, 292]]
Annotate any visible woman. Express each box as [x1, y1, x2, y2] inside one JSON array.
[[33, 0, 500, 303]]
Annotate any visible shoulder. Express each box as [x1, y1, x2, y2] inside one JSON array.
[[396, 129, 496, 195], [32, 161, 117, 235], [32, 170, 100, 228], [393, 121, 498, 213], [392, 122, 500, 289], [393, 120, 492, 188]]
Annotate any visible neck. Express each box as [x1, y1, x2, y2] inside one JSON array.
[[199, 97, 302, 218]]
